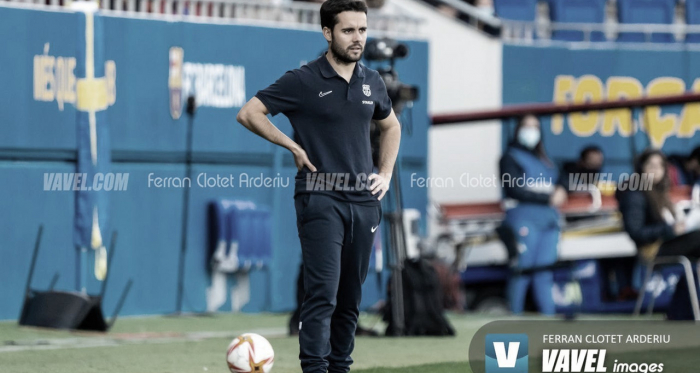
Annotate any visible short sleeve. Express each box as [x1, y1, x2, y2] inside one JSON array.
[[372, 76, 393, 120], [255, 71, 300, 116]]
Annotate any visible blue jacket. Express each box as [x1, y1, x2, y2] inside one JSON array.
[[500, 143, 561, 226]]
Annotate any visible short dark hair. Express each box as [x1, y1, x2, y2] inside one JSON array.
[[689, 146, 700, 164], [320, 0, 368, 31], [580, 145, 603, 161]]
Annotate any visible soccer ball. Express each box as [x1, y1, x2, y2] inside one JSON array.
[[226, 333, 275, 373]]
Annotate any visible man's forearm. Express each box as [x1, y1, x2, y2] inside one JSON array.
[[377, 124, 401, 177], [238, 111, 299, 153]]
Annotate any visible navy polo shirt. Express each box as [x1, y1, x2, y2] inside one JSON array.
[[255, 53, 393, 205]]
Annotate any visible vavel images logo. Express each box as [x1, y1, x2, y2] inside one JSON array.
[[486, 334, 529, 373]]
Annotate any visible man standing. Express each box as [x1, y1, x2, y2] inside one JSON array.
[[236, 1, 401, 372]]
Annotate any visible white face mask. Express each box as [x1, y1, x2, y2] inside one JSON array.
[[477, 6, 495, 16], [518, 128, 541, 149]]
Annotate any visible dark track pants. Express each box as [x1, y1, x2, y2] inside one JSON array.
[[294, 193, 382, 373]]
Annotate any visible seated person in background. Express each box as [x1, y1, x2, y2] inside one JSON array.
[[499, 114, 568, 315], [617, 149, 700, 318], [562, 145, 604, 192], [617, 149, 686, 262], [668, 146, 700, 187]]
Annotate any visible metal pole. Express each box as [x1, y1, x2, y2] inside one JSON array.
[[175, 96, 196, 314], [19, 226, 44, 322], [23, 226, 44, 299]]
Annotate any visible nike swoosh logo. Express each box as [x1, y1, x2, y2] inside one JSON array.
[[319, 91, 332, 97], [371, 226, 378, 233]]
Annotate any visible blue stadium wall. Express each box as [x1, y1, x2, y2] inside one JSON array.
[[502, 44, 700, 174], [0, 6, 429, 320]]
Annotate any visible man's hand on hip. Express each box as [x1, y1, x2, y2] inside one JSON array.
[[291, 146, 317, 172], [368, 173, 391, 201]]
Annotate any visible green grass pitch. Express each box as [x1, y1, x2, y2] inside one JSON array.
[[2, 313, 695, 373], [0, 313, 482, 373]]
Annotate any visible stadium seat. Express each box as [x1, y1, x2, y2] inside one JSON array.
[[634, 256, 700, 320], [228, 202, 273, 270], [210, 200, 234, 268], [617, 0, 676, 43], [494, 0, 539, 21], [245, 208, 272, 268], [687, 0, 700, 42], [210, 199, 272, 272], [229, 204, 253, 269], [549, 0, 607, 42]]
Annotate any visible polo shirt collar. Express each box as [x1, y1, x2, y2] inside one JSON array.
[[318, 52, 366, 79]]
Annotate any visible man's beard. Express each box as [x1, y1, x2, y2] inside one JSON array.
[[330, 37, 363, 64]]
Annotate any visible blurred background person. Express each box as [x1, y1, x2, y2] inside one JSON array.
[[617, 149, 700, 318], [562, 145, 605, 194], [668, 146, 700, 187], [617, 149, 685, 262], [563, 145, 604, 179], [499, 114, 567, 315]]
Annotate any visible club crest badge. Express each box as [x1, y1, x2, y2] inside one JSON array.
[[362, 84, 371, 97]]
